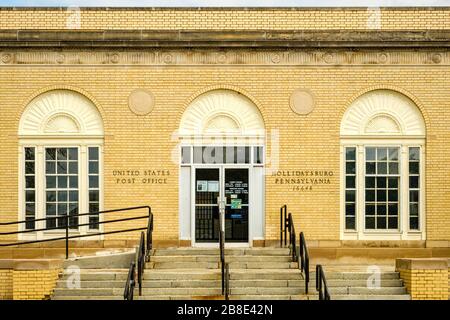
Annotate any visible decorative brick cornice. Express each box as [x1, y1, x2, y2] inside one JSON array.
[[0, 30, 449, 48]]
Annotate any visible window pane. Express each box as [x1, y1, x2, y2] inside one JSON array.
[[366, 148, 376, 161], [377, 148, 387, 161], [365, 204, 375, 215], [410, 203, 419, 215], [366, 162, 376, 174], [409, 162, 419, 174], [345, 148, 356, 161], [46, 149, 56, 160], [69, 176, 78, 188], [25, 162, 35, 174], [89, 161, 99, 174], [46, 176, 56, 188], [388, 204, 398, 215], [254, 146, 264, 164], [46, 161, 56, 174], [376, 216, 386, 229], [388, 148, 398, 161], [57, 162, 67, 174], [57, 191, 67, 202], [345, 217, 355, 230], [181, 146, 191, 164], [388, 177, 398, 188], [377, 190, 386, 202], [365, 190, 375, 202], [366, 216, 375, 229], [25, 176, 35, 189], [388, 217, 398, 229], [410, 190, 419, 202], [25, 148, 35, 161], [89, 190, 99, 202], [47, 191, 56, 202], [57, 149, 67, 160], [388, 190, 398, 202], [69, 162, 78, 174], [25, 203, 35, 215], [57, 176, 67, 188], [377, 204, 386, 215], [346, 162, 355, 174], [68, 148, 78, 161], [409, 217, 419, 230], [345, 203, 355, 216], [89, 175, 99, 188], [46, 204, 56, 215], [388, 162, 398, 174], [345, 190, 355, 202], [365, 177, 375, 188], [89, 147, 99, 161], [346, 176, 355, 189], [69, 191, 78, 202], [409, 147, 420, 161], [376, 177, 386, 188], [25, 190, 35, 202], [409, 176, 419, 189], [377, 162, 387, 174]]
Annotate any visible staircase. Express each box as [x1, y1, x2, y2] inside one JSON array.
[[52, 248, 411, 300], [52, 247, 304, 300], [310, 266, 410, 300]]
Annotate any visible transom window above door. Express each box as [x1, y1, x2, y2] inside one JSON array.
[[181, 146, 264, 165]]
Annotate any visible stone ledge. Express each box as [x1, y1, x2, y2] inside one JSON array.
[[0, 30, 449, 48], [396, 258, 449, 271], [0, 259, 63, 270]]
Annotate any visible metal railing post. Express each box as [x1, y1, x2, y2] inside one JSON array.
[[65, 215, 69, 259]]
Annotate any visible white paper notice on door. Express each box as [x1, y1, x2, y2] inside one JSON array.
[[207, 180, 219, 192], [196, 180, 208, 192]]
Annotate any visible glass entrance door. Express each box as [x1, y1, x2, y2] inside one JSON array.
[[224, 168, 249, 242], [194, 167, 249, 244]]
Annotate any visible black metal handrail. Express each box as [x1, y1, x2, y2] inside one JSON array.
[[137, 232, 146, 296], [224, 262, 230, 300], [316, 264, 331, 300], [287, 213, 298, 263], [123, 209, 154, 301], [299, 232, 310, 294], [124, 261, 136, 301], [0, 205, 152, 260], [219, 229, 226, 296], [280, 204, 288, 247]]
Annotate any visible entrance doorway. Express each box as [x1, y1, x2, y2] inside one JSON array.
[[194, 167, 249, 244]]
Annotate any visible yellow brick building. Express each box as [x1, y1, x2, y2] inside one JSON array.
[[0, 7, 449, 261]]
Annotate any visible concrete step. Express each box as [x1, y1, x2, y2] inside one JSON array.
[[230, 287, 305, 295], [54, 287, 224, 296], [326, 279, 403, 287], [147, 261, 296, 269], [229, 295, 307, 300], [330, 294, 411, 300], [52, 296, 124, 300], [152, 248, 290, 256], [149, 255, 291, 263], [309, 272, 400, 280], [56, 279, 304, 289], [329, 287, 407, 295]]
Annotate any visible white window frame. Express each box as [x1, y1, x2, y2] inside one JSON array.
[[18, 138, 104, 241], [340, 138, 425, 241]]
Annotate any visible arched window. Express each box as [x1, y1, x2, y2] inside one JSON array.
[[18, 90, 104, 239], [340, 90, 426, 240]]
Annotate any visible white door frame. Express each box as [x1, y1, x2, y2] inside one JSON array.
[[191, 164, 252, 248]]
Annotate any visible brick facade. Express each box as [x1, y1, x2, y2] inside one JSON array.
[[0, 8, 449, 254]]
